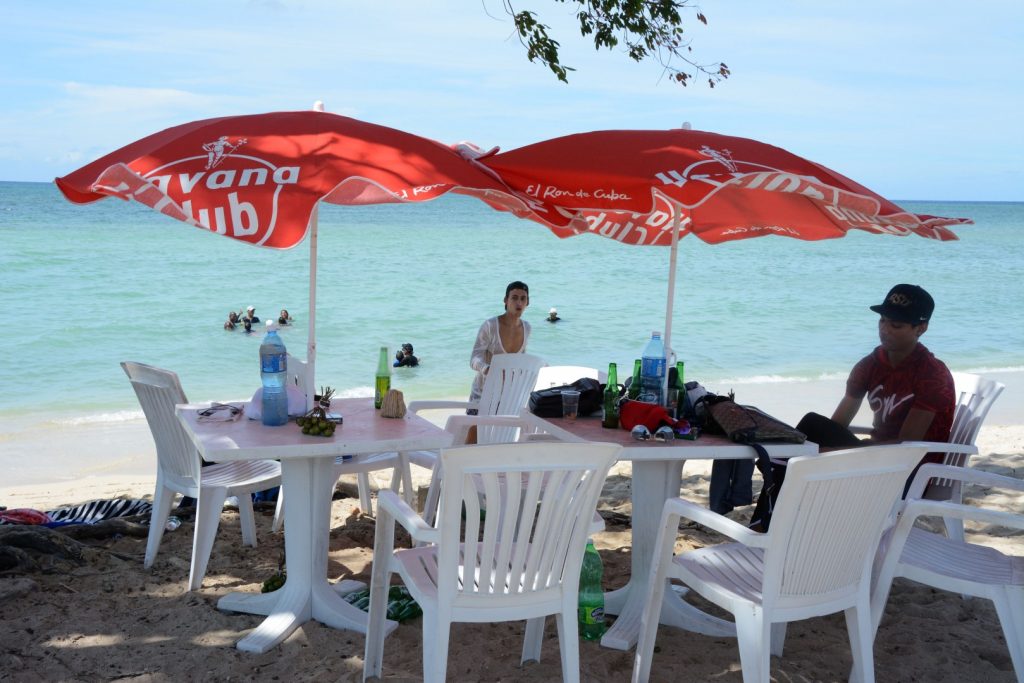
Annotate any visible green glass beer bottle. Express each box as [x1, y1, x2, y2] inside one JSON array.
[[374, 346, 391, 409], [602, 363, 619, 429], [627, 359, 641, 400], [674, 360, 689, 419]]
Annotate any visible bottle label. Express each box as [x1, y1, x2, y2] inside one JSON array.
[[261, 352, 286, 374], [641, 356, 665, 380], [579, 605, 605, 624]]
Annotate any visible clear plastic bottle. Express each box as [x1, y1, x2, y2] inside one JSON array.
[[164, 516, 181, 531], [578, 538, 606, 641], [640, 331, 666, 405], [260, 322, 289, 426]]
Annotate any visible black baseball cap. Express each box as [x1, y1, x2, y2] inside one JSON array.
[[870, 284, 934, 325]]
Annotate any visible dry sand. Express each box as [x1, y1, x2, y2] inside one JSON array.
[[1, 378, 1021, 681]]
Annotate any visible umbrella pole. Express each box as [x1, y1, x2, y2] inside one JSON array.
[[306, 205, 318, 412], [662, 205, 682, 401]]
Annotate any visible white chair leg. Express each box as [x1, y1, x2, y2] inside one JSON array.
[[397, 452, 415, 507], [271, 489, 284, 533], [555, 609, 581, 683], [363, 574, 393, 681], [422, 464, 443, 530], [422, 612, 452, 683], [357, 471, 373, 515], [734, 609, 771, 683], [992, 586, 1024, 680], [188, 486, 227, 591], [845, 598, 876, 683], [632, 510, 682, 683], [237, 494, 258, 548], [145, 482, 176, 568], [522, 616, 545, 664], [769, 622, 787, 657]]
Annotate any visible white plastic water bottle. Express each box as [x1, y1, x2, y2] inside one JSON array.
[[640, 331, 666, 405], [260, 321, 289, 426]]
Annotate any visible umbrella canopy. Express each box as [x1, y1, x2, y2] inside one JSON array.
[[55, 109, 530, 402], [473, 128, 972, 366]]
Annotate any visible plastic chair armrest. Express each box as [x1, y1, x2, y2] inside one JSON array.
[[904, 460, 1013, 499], [443, 414, 534, 444], [899, 498, 1024, 531], [407, 399, 475, 414], [662, 497, 769, 548], [377, 490, 439, 544]]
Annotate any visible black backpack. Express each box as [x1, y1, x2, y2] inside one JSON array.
[[528, 377, 603, 418]]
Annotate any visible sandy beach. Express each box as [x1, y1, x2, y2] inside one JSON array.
[[1, 377, 1021, 681]]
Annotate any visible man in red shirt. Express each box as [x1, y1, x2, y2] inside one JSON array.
[[798, 284, 955, 461]]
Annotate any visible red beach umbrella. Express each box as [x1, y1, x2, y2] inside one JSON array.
[[55, 107, 531, 400], [472, 128, 971, 364]]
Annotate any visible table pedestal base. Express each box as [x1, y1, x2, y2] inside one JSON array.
[[601, 460, 735, 651], [218, 457, 397, 653]]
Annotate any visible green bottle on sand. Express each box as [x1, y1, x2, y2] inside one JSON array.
[[578, 538, 606, 641]]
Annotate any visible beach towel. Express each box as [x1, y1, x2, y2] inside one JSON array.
[[42, 498, 153, 527]]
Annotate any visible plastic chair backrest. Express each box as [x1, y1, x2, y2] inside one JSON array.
[[433, 442, 618, 607], [946, 372, 1005, 459], [476, 353, 545, 444], [759, 444, 929, 612], [121, 361, 201, 485]]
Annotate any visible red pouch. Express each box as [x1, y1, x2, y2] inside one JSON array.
[[619, 401, 680, 431]]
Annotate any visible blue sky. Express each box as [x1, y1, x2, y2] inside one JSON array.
[[2, 1, 1021, 200]]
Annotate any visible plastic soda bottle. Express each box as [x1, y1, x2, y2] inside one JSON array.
[[374, 346, 391, 409], [578, 538, 606, 640], [259, 322, 289, 426], [640, 332, 666, 405], [627, 359, 642, 400], [601, 363, 619, 429]]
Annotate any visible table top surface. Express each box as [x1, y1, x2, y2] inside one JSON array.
[[177, 396, 452, 462], [522, 412, 818, 461]]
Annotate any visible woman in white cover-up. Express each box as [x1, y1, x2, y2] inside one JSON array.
[[468, 280, 531, 409]]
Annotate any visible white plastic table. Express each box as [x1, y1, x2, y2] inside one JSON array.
[[177, 397, 451, 654], [519, 411, 818, 651]]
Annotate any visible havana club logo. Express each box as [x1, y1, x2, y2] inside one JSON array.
[[132, 139, 301, 245]]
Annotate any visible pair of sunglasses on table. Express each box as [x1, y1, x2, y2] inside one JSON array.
[[630, 423, 697, 441], [197, 402, 244, 422]]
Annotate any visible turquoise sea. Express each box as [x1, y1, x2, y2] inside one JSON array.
[[1, 180, 1022, 429]]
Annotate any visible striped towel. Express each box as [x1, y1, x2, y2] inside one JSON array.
[[43, 498, 153, 527]]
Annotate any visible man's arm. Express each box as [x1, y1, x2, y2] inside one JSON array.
[[831, 395, 862, 428], [896, 407, 937, 442]]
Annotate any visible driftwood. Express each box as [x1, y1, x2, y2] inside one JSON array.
[[0, 525, 87, 573], [0, 516, 152, 574]]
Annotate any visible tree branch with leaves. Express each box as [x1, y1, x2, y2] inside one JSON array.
[[502, 0, 729, 87]]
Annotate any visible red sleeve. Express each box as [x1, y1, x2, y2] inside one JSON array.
[[845, 353, 874, 399]]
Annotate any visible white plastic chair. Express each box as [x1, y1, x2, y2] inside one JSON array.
[[632, 443, 930, 683], [408, 353, 546, 521], [869, 463, 1024, 681], [363, 441, 621, 682], [924, 372, 1005, 542], [122, 361, 283, 591]]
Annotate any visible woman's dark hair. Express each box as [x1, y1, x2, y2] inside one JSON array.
[[505, 281, 529, 298]]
